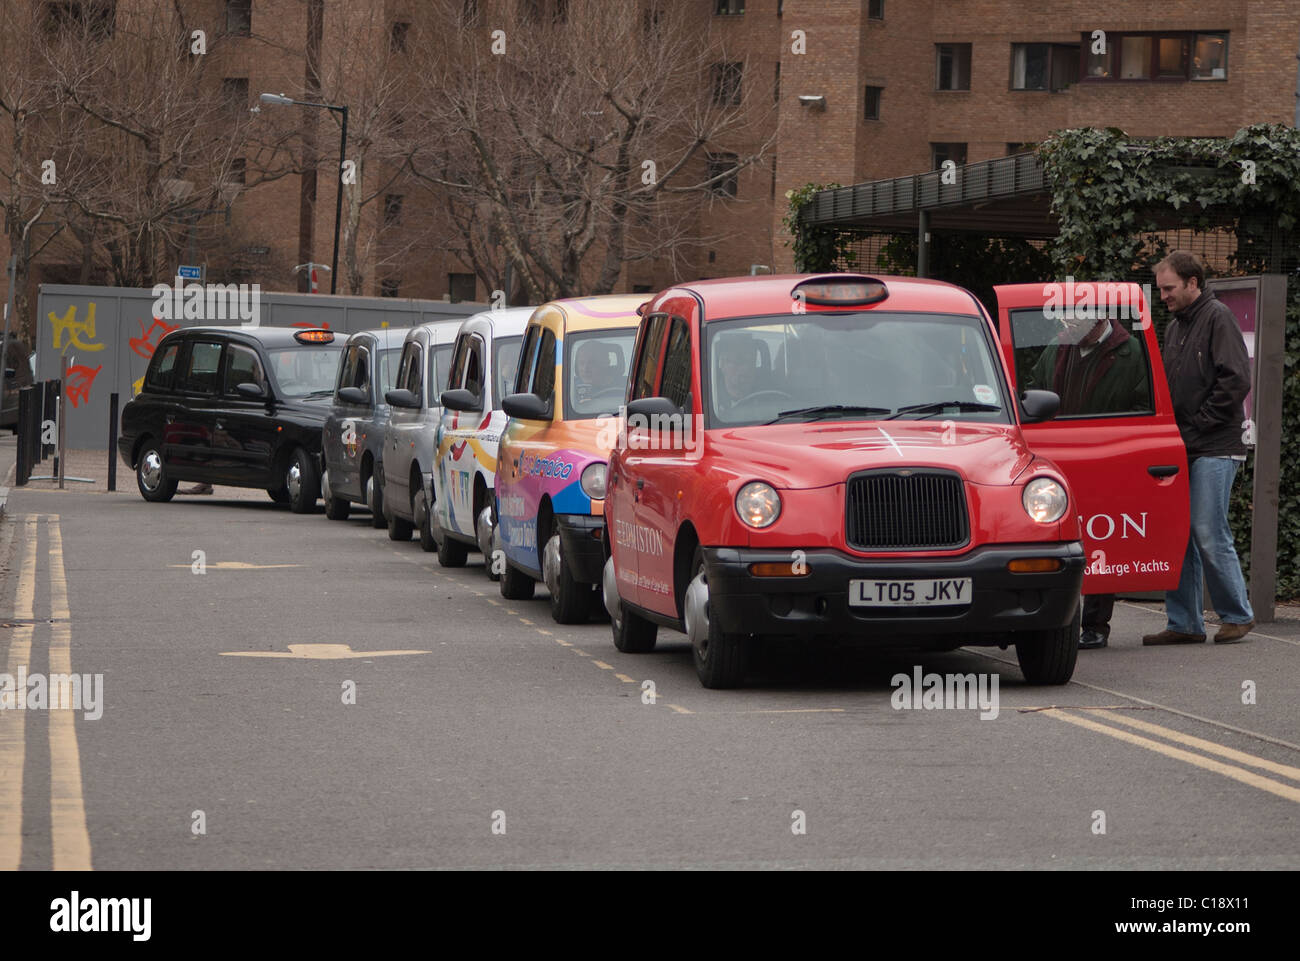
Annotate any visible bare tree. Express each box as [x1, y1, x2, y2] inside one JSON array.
[[406, 0, 778, 302]]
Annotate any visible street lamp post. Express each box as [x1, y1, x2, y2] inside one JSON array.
[[260, 93, 348, 295]]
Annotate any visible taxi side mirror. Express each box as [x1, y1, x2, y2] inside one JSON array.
[[1019, 389, 1060, 423], [385, 388, 421, 409], [626, 396, 679, 421], [441, 388, 483, 413], [337, 386, 368, 406], [235, 382, 266, 399], [502, 392, 552, 421]]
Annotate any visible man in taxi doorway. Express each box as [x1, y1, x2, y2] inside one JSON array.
[[1028, 297, 1149, 649], [1144, 250, 1254, 645]]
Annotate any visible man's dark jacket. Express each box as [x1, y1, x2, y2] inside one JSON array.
[[1161, 289, 1251, 459]]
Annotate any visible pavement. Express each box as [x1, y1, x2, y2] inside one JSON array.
[[0, 482, 1297, 870]]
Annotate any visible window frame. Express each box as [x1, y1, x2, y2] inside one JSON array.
[[1079, 31, 1227, 83], [221, 343, 265, 397], [178, 339, 226, 396], [935, 43, 972, 91], [863, 84, 883, 121], [1009, 42, 1080, 92]]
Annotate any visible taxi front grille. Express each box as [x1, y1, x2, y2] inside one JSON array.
[[845, 470, 969, 550]]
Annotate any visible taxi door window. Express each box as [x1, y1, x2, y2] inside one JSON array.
[[336, 345, 359, 394], [431, 344, 452, 400], [403, 343, 423, 400], [179, 341, 223, 395], [630, 314, 668, 401], [145, 342, 180, 392], [531, 329, 557, 409], [514, 325, 542, 393], [465, 336, 485, 398], [395, 342, 422, 406], [660, 317, 693, 413], [353, 346, 371, 395], [223, 344, 266, 396], [447, 334, 470, 390], [494, 336, 523, 406], [1011, 308, 1153, 417]]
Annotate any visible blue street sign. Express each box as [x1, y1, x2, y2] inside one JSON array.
[[178, 265, 201, 280]]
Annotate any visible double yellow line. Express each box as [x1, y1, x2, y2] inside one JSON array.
[[1043, 708, 1300, 804], [0, 514, 92, 870]]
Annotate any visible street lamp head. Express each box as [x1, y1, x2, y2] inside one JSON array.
[[259, 93, 295, 106]]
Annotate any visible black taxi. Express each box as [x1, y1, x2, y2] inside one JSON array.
[[119, 326, 344, 511]]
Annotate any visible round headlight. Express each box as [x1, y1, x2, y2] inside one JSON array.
[[581, 462, 607, 500], [1023, 477, 1067, 523], [736, 481, 782, 528]]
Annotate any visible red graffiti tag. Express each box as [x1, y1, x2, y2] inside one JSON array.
[[65, 364, 103, 409], [130, 318, 180, 358]]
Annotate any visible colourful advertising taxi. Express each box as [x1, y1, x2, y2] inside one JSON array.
[[602, 274, 1190, 688], [494, 295, 644, 622], [432, 307, 532, 570]]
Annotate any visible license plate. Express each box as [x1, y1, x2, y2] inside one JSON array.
[[849, 578, 972, 607]]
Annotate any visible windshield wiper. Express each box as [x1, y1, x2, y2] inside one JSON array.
[[884, 400, 1002, 420], [305, 389, 335, 398], [767, 404, 891, 424]]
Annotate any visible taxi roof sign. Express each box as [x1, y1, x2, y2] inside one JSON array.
[[293, 329, 335, 344], [792, 276, 888, 307]]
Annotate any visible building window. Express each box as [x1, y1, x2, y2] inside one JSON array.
[[936, 43, 971, 91], [931, 143, 966, 169], [867, 0, 884, 20], [380, 279, 400, 298], [1011, 43, 1079, 91], [632, 284, 653, 294], [715, 0, 744, 14], [863, 85, 882, 120], [225, 0, 251, 36], [448, 273, 476, 303], [221, 78, 249, 117], [706, 153, 738, 198], [1082, 32, 1226, 81], [390, 21, 410, 52], [711, 62, 744, 106], [383, 194, 403, 226], [228, 157, 247, 185], [43, 1, 116, 39], [1006, 141, 1035, 155]]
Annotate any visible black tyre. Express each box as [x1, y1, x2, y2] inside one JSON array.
[[285, 447, 321, 514], [685, 550, 747, 688], [367, 467, 387, 529], [387, 506, 413, 541], [135, 440, 177, 503], [437, 528, 469, 568], [605, 556, 656, 652], [1015, 607, 1081, 685], [544, 533, 593, 624], [321, 469, 350, 520], [499, 559, 535, 600], [267, 486, 291, 505], [414, 489, 437, 552]]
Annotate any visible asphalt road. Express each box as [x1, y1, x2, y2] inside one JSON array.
[[1, 484, 1297, 870]]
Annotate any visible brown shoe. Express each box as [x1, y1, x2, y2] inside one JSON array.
[[1142, 629, 1206, 646], [1214, 620, 1254, 644], [180, 483, 214, 495]]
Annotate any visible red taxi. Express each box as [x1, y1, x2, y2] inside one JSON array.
[[602, 274, 1189, 688]]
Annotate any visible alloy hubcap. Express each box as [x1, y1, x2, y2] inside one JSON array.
[[684, 569, 710, 660], [140, 451, 162, 490], [543, 534, 563, 597], [287, 462, 302, 499], [602, 557, 621, 622], [476, 506, 495, 558], [365, 476, 375, 511]]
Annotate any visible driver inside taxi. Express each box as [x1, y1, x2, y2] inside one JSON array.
[[574, 342, 617, 401], [717, 335, 761, 410]]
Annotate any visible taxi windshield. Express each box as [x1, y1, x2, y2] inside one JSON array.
[[704, 312, 1009, 428], [566, 329, 636, 420], [268, 345, 345, 399]]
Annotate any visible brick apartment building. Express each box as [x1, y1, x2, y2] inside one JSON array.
[[3, 0, 1299, 330]]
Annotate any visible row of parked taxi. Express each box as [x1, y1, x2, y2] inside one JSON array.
[[120, 273, 1193, 688]]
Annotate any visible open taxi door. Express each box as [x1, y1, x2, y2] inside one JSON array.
[[995, 282, 1189, 594]]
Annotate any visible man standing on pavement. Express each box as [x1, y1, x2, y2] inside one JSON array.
[[1144, 250, 1254, 645], [1028, 305, 1150, 649]]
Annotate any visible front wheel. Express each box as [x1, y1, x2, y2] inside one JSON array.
[[437, 528, 469, 568], [136, 441, 177, 503], [685, 550, 747, 688], [321, 470, 350, 519], [367, 468, 386, 529], [413, 489, 437, 552], [500, 557, 535, 600], [605, 557, 656, 653], [267, 486, 290, 505], [544, 532, 593, 624], [387, 506, 413, 541], [1014, 607, 1080, 685], [285, 447, 321, 514]]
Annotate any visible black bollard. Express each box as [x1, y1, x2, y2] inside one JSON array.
[[107, 392, 119, 492]]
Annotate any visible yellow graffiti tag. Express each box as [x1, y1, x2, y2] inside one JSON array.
[[49, 303, 106, 353]]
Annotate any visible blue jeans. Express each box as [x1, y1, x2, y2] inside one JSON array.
[[1165, 457, 1254, 634]]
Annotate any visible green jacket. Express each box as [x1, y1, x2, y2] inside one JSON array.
[[1027, 323, 1151, 416]]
